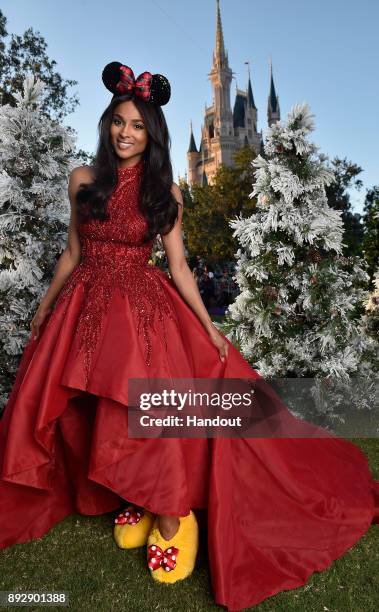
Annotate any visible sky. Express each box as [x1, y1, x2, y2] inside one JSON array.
[[3, 0, 378, 215]]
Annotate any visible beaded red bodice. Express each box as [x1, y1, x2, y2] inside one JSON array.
[[54, 158, 179, 386], [79, 157, 154, 266]]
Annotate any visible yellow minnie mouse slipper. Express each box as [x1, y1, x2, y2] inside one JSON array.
[[146, 510, 199, 583], [114, 504, 155, 549]]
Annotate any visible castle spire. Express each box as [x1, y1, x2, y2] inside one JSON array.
[[188, 120, 198, 153], [267, 56, 280, 125], [245, 61, 257, 110], [268, 58, 278, 112], [208, 0, 233, 130], [214, 0, 227, 63]]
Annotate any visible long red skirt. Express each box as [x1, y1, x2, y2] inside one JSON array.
[[1, 270, 378, 611]]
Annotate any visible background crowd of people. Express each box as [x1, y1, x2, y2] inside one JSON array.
[[188, 256, 239, 315]]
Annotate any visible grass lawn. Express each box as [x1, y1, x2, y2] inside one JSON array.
[[0, 438, 377, 612]]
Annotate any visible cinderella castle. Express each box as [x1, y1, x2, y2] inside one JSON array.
[[186, 0, 281, 187]]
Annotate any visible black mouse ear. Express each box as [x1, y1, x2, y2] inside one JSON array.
[[150, 74, 171, 106], [102, 62, 135, 95], [102, 62, 122, 94]]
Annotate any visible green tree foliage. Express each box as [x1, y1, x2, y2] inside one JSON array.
[[0, 9, 78, 120], [182, 146, 258, 263], [324, 157, 364, 256], [361, 186, 379, 285]]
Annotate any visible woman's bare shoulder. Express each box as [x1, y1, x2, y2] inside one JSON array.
[[68, 165, 95, 199], [70, 165, 95, 182], [68, 166, 95, 196]]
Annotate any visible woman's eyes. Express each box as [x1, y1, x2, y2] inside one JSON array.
[[113, 118, 144, 129]]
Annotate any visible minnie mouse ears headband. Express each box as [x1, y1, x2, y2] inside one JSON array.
[[102, 61, 171, 106]]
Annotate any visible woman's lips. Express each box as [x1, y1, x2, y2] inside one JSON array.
[[118, 142, 133, 149]]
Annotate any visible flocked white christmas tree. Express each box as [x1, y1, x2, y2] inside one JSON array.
[[0, 75, 77, 408], [221, 102, 376, 384]]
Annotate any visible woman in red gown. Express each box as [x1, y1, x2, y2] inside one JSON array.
[[0, 61, 378, 611]]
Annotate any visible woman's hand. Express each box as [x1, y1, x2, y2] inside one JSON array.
[[207, 324, 229, 362], [30, 303, 53, 340]]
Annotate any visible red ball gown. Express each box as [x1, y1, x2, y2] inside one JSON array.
[[0, 157, 378, 611]]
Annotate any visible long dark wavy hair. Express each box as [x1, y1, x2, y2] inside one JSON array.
[[76, 93, 180, 242]]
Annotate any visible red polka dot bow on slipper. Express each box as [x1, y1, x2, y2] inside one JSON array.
[[114, 505, 144, 525], [147, 544, 179, 572]]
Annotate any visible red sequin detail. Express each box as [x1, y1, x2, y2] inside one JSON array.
[[54, 160, 180, 386]]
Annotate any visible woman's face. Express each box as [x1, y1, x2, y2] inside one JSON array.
[[110, 99, 148, 167]]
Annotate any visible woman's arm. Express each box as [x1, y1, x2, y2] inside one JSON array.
[[161, 183, 228, 361], [38, 167, 86, 310]]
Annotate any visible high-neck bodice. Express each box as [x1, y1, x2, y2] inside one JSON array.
[[117, 156, 145, 179], [78, 157, 153, 267]]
